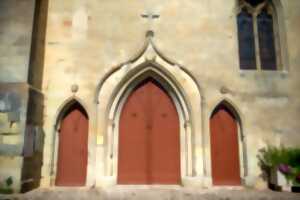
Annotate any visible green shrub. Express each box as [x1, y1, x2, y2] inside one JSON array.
[[0, 176, 14, 194], [258, 145, 300, 185], [258, 146, 289, 168]]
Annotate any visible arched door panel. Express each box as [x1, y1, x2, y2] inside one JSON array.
[[55, 103, 88, 186], [118, 79, 181, 184], [210, 105, 241, 186]]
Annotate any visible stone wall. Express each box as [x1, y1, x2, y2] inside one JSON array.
[[20, 87, 44, 193], [40, 0, 300, 189], [0, 0, 47, 193], [0, 84, 29, 192], [28, 0, 49, 90], [0, 0, 35, 82]]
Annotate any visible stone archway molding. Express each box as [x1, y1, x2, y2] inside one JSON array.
[[206, 97, 248, 186], [95, 31, 204, 186], [95, 31, 204, 103], [50, 96, 90, 186]]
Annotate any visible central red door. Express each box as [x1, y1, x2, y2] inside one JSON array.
[[210, 105, 241, 186], [118, 79, 181, 184], [55, 103, 88, 186]]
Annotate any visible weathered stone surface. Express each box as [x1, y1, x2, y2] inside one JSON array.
[[1, 0, 300, 193], [1, 188, 300, 200], [0, 0, 35, 82], [39, 0, 300, 190], [0, 83, 40, 192]]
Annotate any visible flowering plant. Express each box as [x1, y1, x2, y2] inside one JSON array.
[[258, 146, 300, 186], [278, 164, 292, 175], [296, 174, 300, 184], [278, 163, 300, 185]]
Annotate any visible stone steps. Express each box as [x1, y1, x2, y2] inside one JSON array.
[[1, 187, 300, 200]]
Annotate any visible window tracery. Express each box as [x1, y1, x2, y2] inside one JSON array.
[[237, 0, 281, 71]]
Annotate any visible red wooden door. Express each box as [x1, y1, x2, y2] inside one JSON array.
[[55, 103, 88, 186], [210, 106, 241, 186], [118, 79, 181, 184]]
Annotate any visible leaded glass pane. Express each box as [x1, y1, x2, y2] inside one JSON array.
[[257, 9, 277, 70], [237, 9, 257, 70]]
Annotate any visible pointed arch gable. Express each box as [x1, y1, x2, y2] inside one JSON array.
[[108, 61, 192, 121], [117, 78, 181, 184], [209, 103, 241, 185], [54, 97, 89, 129], [54, 99, 89, 186], [209, 98, 247, 143], [104, 62, 194, 180], [97, 63, 201, 184], [95, 31, 203, 105], [210, 99, 243, 128], [206, 98, 248, 183], [49, 97, 91, 186], [95, 31, 203, 185]]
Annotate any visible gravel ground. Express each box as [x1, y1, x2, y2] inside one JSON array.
[[1, 187, 300, 200]]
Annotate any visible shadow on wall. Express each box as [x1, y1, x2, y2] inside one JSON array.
[[21, 89, 45, 193], [27, 0, 49, 90], [21, 0, 49, 193]]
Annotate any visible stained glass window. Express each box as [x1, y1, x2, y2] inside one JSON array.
[[237, 9, 257, 69], [257, 9, 277, 70]]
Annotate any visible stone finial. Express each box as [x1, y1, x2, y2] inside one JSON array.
[[220, 86, 231, 94], [146, 30, 155, 38], [71, 84, 79, 93]]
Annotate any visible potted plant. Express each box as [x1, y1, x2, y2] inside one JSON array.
[[258, 146, 300, 192], [0, 176, 14, 194], [295, 174, 300, 192]]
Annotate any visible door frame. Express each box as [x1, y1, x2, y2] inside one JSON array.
[[206, 99, 248, 186], [117, 78, 181, 184], [50, 98, 90, 186], [106, 66, 193, 184]]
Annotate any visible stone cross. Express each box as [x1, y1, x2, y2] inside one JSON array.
[[141, 12, 160, 25]]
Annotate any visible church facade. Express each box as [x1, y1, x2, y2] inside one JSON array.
[[0, 0, 300, 192]]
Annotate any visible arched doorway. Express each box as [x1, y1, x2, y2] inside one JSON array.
[[210, 104, 241, 186], [55, 102, 89, 186], [117, 78, 181, 184]]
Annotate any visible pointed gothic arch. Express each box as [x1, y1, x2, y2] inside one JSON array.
[[95, 31, 202, 185], [50, 98, 90, 186], [117, 77, 181, 184], [94, 31, 204, 104], [209, 99, 243, 129], [105, 64, 193, 183], [109, 61, 192, 121], [208, 99, 248, 185], [54, 97, 89, 129], [236, 0, 289, 71]]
